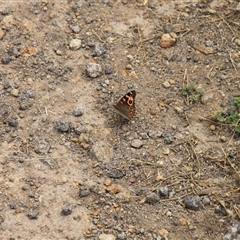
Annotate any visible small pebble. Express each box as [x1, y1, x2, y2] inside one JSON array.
[[214, 206, 228, 216], [25, 89, 36, 98], [139, 132, 148, 139], [49, 12, 55, 19], [145, 192, 159, 204], [56, 49, 62, 55], [159, 33, 176, 48], [86, 63, 102, 78], [74, 125, 86, 135], [62, 205, 72, 216], [8, 116, 18, 127], [233, 52, 240, 60], [193, 55, 200, 62], [125, 64, 132, 70], [28, 210, 39, 219], [234, 38, 240, 46], [204, 47, 214, 54], [105, 66, 113, 74], [156, 186, 169, 198], [69, 39, 82, 50], [158, 228, 169, 238], [2, 55, 11, 64], [219, 136, 226, 142], [10, 89, 19, 97], [18, 158, 24, 163], [162, 81, 171, 88], [205, 40, 214, 47], [174, 106, 184, 114], [9, 203, 17, 209], [106, 185, 121, 194], [209, 125, 216, 131], [202, 196, 210, 205], [4, 81, 13, 89], [179, 217, 188, 226], [92, 43, 107, 56], [162, 147, 170, 155], [73, 107, 84, 117], [70, 25, 80, 33], [131, 139, 143, 148], [107, 168, 125, 179], [104, 79, 110, 85], [183, 195, 202, 210], [162, 134, 174, 144], [128, 71, 137, 78], [104, 179, 112, 186], [126, 54, 134, 61], [55, 121, 70, 132], [166, 211, 172, 217]]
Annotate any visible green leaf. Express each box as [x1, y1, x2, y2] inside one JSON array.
[[216, 111, 224, 122], [226, 111, 239, 124], [235, 125, 240, 133], [231, 97, 240, 107]]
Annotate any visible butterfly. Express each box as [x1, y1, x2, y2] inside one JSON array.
[[113, 90, 136, 120]]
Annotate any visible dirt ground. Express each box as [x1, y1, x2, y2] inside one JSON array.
[[0, 0, 240, 239]]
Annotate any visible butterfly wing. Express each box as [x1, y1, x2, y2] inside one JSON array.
[[113, 91, 136, 120]]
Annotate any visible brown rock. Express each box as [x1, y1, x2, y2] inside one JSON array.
[[104, 179, 112, 186], [160, 33, 176, 48], [179, 217, 188, 226], [106, 185, 121, 194]]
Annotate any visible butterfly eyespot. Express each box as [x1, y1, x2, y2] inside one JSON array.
[[114, 90, 136, 120]]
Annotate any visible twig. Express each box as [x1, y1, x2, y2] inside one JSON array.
[[182, 69, 190, 105], [228, 50, 238, 73], [131, 158, 164, 167], [233, 205, 240, 218], [188, 141, 201, 176], [151, 175, 179, 191], [184, 112, 191, 126], [37, 106, 43, 114], [217, 14, 236, 38], [219, 143, 240, 179], [199, 117, 238, 127], [187, 41, 212, 55], [179, 28, 191, 37], [213, 193, 235, 217], [159, 193, 190, 202], [206, 67, 214, 81], [204, 87, 219, 93], [141, 32, 163, 43], [45, 107, 48, 117], [92, 30, 105, 43]]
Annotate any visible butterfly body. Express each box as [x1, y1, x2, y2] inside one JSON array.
[[113, 90, 136, 120]]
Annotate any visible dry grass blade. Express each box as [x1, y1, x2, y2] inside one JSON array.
[[219, 143, 240, 180]]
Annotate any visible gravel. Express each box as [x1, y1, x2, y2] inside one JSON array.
[[27, 210, 39, 219], [55, 121, 70, 132], [183, 195, 203, 210], [86, 63, 102, 78], [61, 205, 72, 216]]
